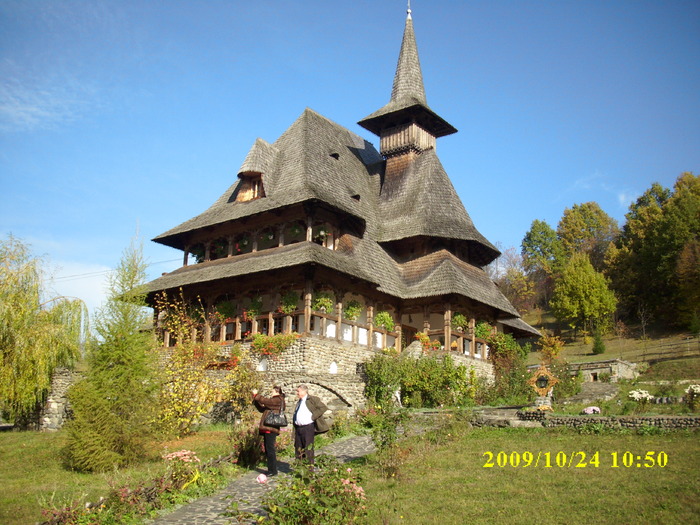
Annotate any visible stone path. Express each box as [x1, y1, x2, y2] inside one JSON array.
[[148, 435, 376, 524]]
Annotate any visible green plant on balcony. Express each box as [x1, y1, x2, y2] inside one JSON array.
[[312, 292, 334, 313], [474, 321, 494, 339], [215, 300, 237, 322], [374, 310, 395, 331], [451, 312, 468, 332], [244, 296, 263, 321], [343, 300, 363, 321], [279, 291, 300, 315]]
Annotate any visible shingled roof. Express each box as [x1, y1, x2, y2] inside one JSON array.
[[376, 148, 499, 265], [146, 8, 539, 336], [358, 9, 456, 138], [152, 109, 383, 250]]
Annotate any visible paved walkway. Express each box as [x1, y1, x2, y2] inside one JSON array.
[[148, 435, 376, 524]]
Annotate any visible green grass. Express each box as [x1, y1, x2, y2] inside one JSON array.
[[0, 425, 236, 525], [361, 425, 700, 525]]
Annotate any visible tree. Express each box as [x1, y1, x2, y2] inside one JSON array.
[[0, 235, 86, 426], [557, 202, 618, 271], [491, 247, 535, 314], [606, 174, 699, 325], [550, 253, 617, 334], [521, 219, 564, 307], [63, 239, 158, 472], [605, 182, 670, 318]]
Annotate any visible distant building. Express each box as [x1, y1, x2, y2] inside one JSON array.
[[144, 8, 538, 412]]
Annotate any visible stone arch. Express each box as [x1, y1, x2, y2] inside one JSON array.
[[271, 374, 363, 415]]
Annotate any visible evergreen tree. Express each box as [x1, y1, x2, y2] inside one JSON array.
[[0, 235, 86, 426], [63, 239, 158, 472]]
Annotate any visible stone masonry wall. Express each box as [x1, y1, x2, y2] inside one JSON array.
[[39, 367, 82, 432], [543, 415, 700, 430], [40, 336, 496, 430]]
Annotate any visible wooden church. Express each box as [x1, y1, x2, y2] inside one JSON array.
[[144, 7, 539, 383]]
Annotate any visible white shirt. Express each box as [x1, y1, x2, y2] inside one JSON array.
[[294, 395, 314, 426]]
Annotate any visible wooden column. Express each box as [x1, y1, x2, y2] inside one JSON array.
[[335, 290, 344, 342], [367, 305, 375, 349], [469, 317, 476, 358], [444, 304, 452, 352], [423, 306, 431, 333], [235, 317, 241, 340], [304, 281, 312, 334], [227, 236, 234, 257], [183, 249, 189, 267], [268, 311, 274, 335]]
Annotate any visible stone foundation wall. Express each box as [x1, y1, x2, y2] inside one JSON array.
[[40, 335, 495, 430]]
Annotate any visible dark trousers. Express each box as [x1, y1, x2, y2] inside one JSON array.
[[263, 432, 278, 475], [294, 423, 316, 464]]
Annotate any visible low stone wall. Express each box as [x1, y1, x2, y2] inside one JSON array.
[[543, 415, 700, 430]]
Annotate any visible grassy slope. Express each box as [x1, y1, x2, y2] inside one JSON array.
[[0, 426, 234, 525], [363, 426, 700, 525]]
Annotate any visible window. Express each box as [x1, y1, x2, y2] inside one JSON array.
[[236, 173, 265, 202]]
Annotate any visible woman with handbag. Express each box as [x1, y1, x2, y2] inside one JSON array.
[[252, 386, 286, 476]]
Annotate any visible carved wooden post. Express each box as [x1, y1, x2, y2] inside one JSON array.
[[367, 304, 375, 349], [335, 290, 344, 342], [235, 316, 241, 340], [423, 305, 430, 333], [268, 311, 275, 335], [469, 317, 476, 358], [227, 236, 234, 257], [204, 242, 211, 262], [183, 248, 189, 267], [304, 281, 312, 334], [444, 304, 452, 352], [306, 216, 313, 242]]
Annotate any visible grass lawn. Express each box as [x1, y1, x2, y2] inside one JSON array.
[[362, 426, 700, 525], [0, 425, 236, 525]]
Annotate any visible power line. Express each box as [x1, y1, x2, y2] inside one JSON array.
[[51, 258, 181, 283]]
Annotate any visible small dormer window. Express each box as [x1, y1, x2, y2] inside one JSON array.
[[236, 172, 265, 202]]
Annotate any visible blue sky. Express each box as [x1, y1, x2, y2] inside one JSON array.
[[1, 0, 699, 315]]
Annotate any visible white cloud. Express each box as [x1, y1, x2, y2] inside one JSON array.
[[0, 60, 99, 132]]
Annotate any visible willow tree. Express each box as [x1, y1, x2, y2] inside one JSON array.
[[0, 235, 87, 426]]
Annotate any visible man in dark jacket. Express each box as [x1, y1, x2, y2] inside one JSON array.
[[293, 384, 329, 464]]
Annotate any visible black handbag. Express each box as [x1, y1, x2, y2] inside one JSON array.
[[264, 397, 288, 427], [264, 409, 288, 427]]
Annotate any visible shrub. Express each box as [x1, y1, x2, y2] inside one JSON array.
[[255, 456, 367, 524], [157, 342, 231, 438], [250, 332, 300, 356]]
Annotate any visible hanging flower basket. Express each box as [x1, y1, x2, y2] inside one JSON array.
[[343, 300, 363, 321], [312, 292, 334, 313]]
